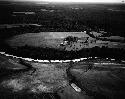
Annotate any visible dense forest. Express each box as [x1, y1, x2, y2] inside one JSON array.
[[0, 2, 125, 37], [1, 43, 125, 60]]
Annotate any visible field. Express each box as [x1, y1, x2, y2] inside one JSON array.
[[0, 1, 125, 99]]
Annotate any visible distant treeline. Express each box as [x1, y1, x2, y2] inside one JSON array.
[[1, 44, 125, 60], [1, 3, 125, 37]]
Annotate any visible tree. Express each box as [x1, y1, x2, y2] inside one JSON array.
[[64, 36, 78, 44]]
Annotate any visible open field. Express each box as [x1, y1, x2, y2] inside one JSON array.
[[0, 53, 93, 99], [5, 32, 125, 49], [0, 53, 125, 99], [2, 32, 125, 60], [0, 1, 125, 99]]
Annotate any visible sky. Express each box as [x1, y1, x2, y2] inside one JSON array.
[[1, 0, 123, 3]]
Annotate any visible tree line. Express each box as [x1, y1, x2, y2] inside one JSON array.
[[1, 44, 125, 60]]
